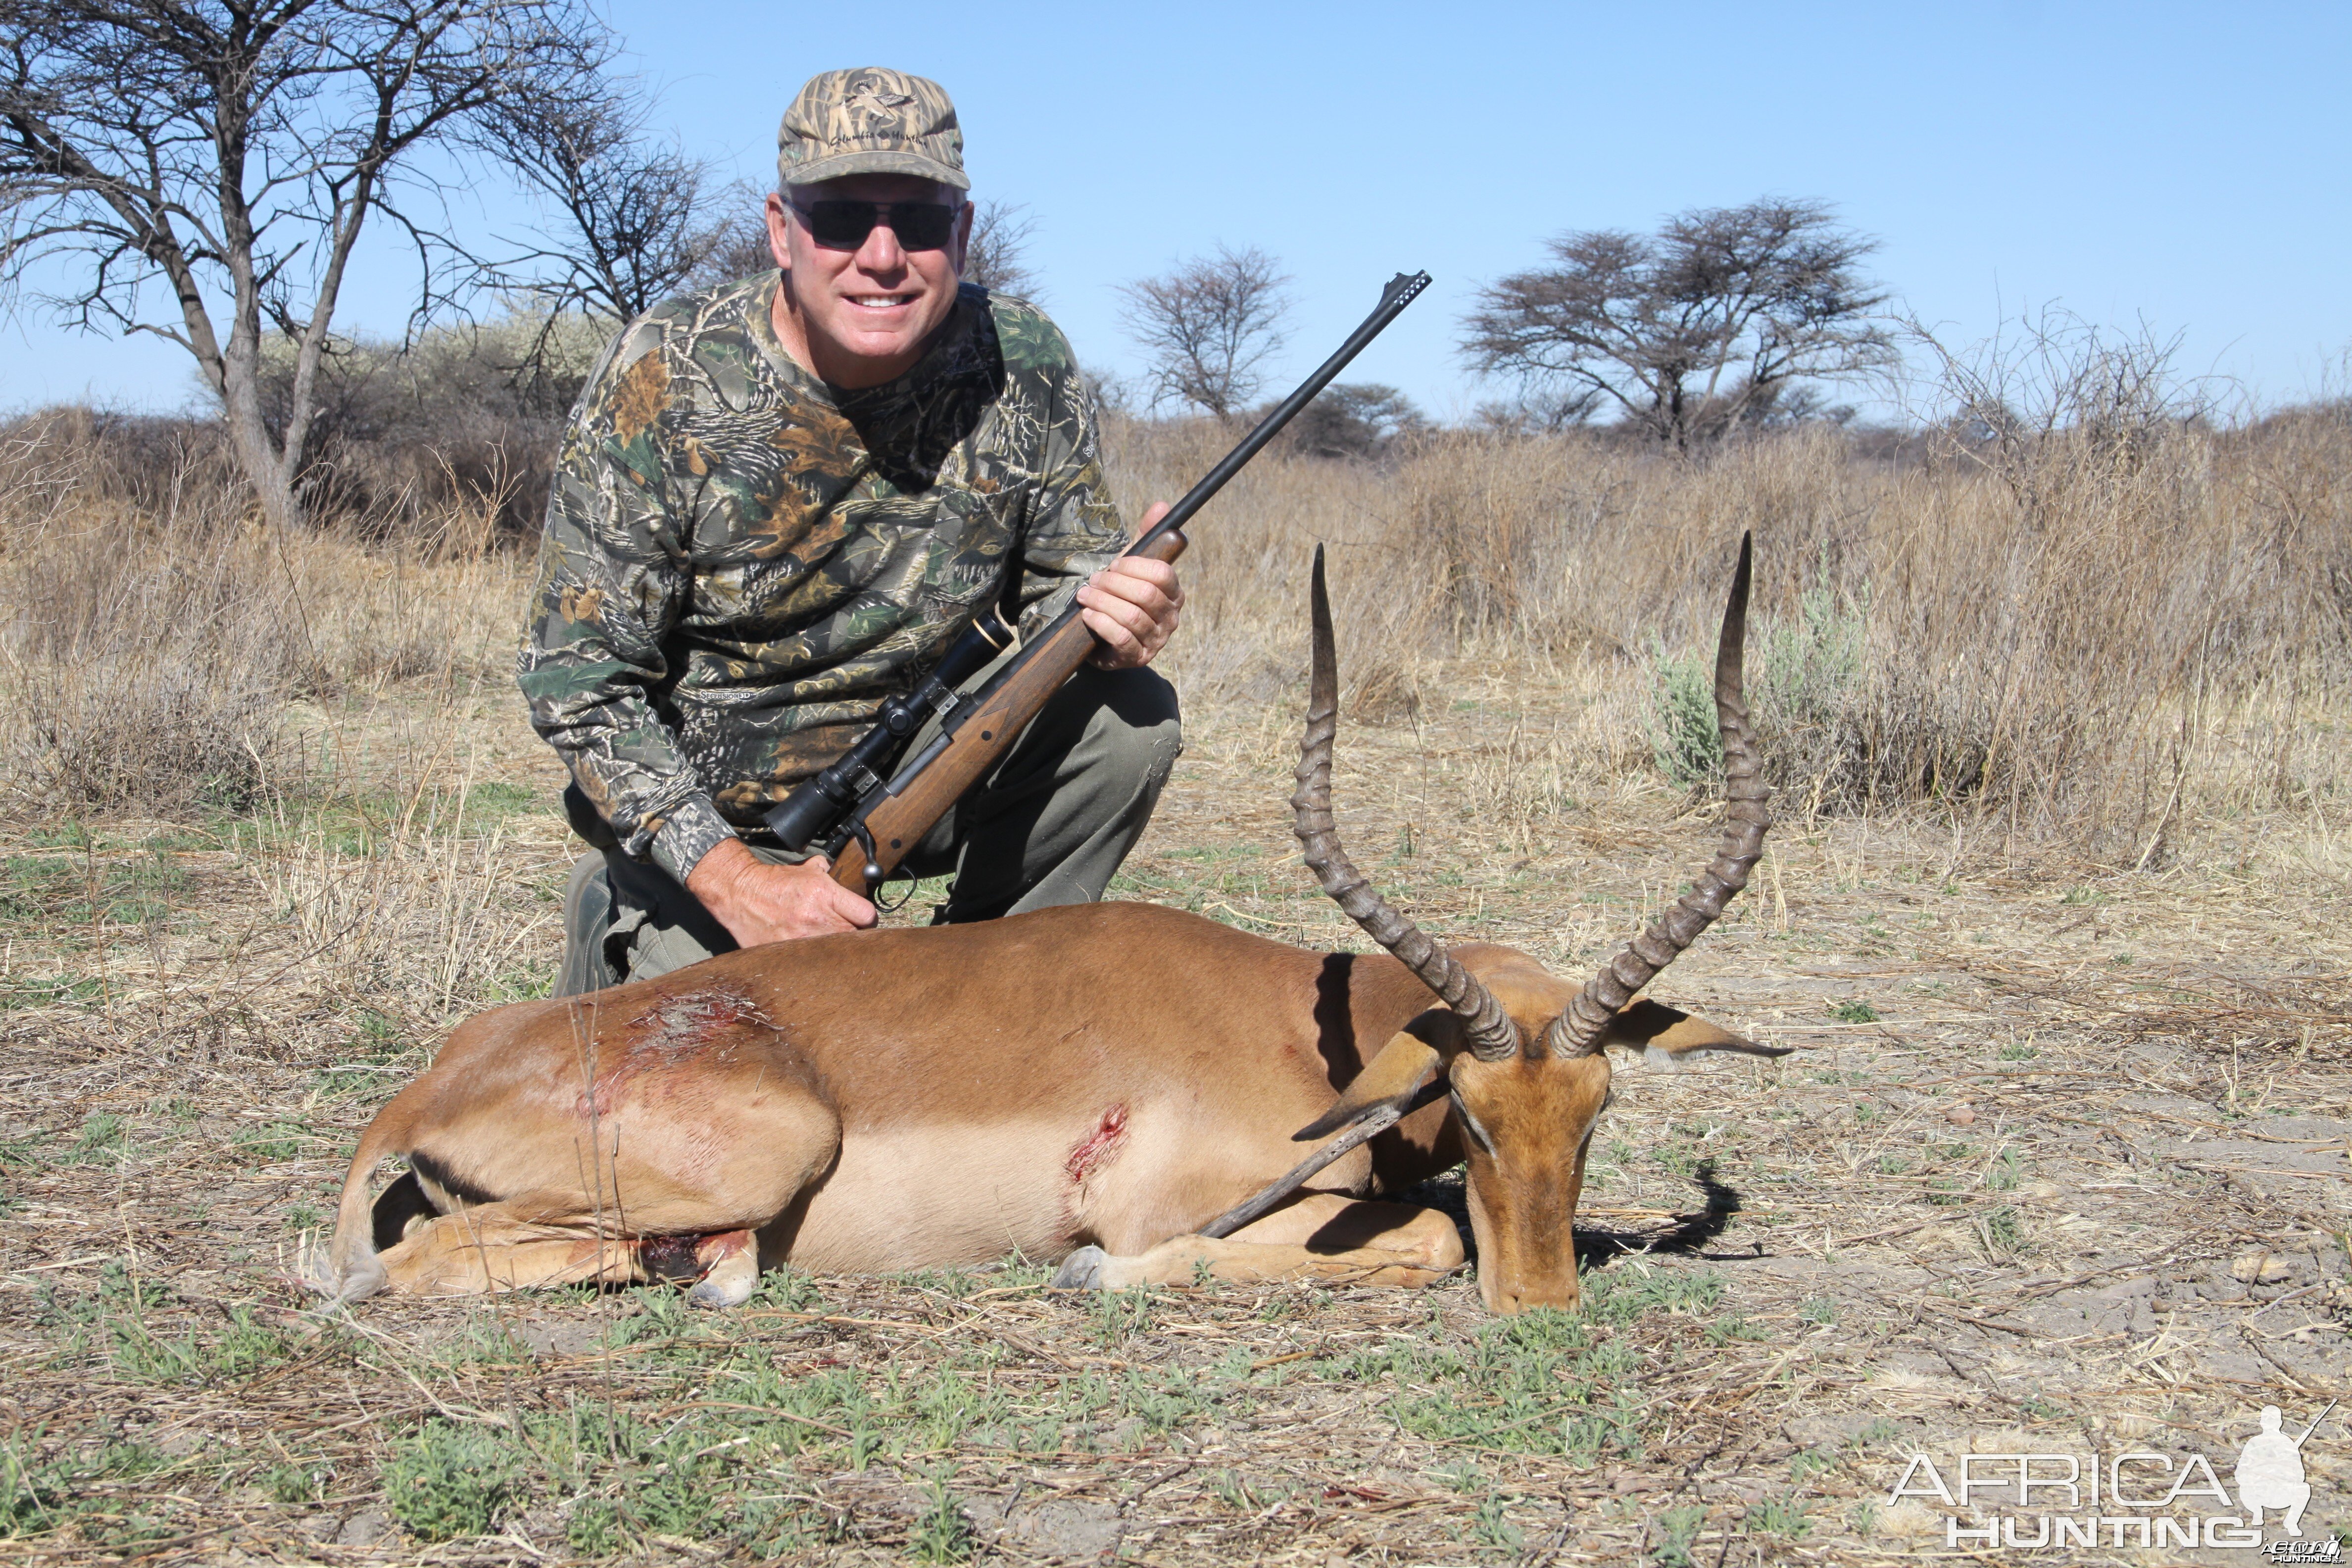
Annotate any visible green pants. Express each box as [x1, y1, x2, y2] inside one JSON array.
[[555, 664, 1180, 996]]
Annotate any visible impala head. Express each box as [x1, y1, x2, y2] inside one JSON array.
[[1290, 537, 1786, 1313]]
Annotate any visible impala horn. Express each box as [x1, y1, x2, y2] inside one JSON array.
[[1293, 546, 1520, 1061], [1549, 532, 1769, 1057]]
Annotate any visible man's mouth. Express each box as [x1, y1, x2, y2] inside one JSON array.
[[847, 294, 917, 312]]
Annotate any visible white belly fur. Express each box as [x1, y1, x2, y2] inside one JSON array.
[[785, 1119, 1090, 1273], [782, 1099, 1359, 1273]]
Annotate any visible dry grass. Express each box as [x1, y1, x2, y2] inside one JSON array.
[[0, 410, 2346, 1562], [1128, 405, 2352, 859], [0, 411, 527, 819], [8, 392, 2349, 856]]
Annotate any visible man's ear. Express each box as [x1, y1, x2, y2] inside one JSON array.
[[1602, 999, 1791, 1070], [1292, 1029, 1444, 1142], [765, 191, 794, 273]]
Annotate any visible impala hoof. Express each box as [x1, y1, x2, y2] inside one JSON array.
[[1051, 1245, 1110, 1290], [686, 1251, 759, 1309], [686, 1274, 754, 1310]]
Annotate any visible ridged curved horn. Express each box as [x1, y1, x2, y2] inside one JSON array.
[[1292, 546, 1520, 1062], [1549, 532, 1770, 1057]]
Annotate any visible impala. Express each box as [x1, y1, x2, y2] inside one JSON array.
[[316, 538, 1779, 1315]]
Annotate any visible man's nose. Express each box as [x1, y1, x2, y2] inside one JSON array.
[[855, 217, 907, 273]]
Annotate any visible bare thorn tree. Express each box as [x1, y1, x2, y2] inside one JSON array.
[[0, 0, 608, 530], [476, 81, 743, 325], [1119, 244, 1291, 422], [963, 198, 1041, 300], [686, 190, 783, 291], [1900, 306, 2208, 514], [1462, 197, 1894, 449]]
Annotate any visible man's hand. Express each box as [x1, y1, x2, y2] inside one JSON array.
[[1077, 500, 1183, 670], [686, 836, 876, 946]]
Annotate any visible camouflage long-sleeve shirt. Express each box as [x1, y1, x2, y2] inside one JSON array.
[[517, 274, 1128, 882]]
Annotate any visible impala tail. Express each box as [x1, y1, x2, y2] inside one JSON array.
[[308, 1108, 410, 1302]]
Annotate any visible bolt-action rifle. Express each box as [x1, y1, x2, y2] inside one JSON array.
[[764, 270, 1434, 897]]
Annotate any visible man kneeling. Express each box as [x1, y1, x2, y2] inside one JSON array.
[[518, 66, 1183, 992]]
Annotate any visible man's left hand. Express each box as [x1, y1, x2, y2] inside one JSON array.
[[1078, 501, 1183, 670]]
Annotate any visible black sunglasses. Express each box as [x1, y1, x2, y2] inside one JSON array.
[[788, 198, 960, 252]]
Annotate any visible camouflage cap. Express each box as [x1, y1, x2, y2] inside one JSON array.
[[778, 67, 969, 192]]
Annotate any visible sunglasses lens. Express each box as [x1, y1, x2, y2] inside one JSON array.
[[890, 205, 956, 250], [805, 202, 877, 247], [801, 200, 957, 251]]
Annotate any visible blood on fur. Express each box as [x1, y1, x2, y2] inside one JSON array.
[[1065, 1104, 1129, 1183], [576, 985, 768, 1119]]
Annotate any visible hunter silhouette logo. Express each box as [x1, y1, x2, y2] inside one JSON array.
[[1885, 1400, 2340, 1555], [2239, 1402, 2334, 1553]]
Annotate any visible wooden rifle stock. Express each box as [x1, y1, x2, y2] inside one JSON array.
[[828, 529, 1187, 894]]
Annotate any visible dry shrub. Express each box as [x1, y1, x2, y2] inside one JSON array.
[[0, 420, 299, 812], [1109, 384, 2352, 856], [0, 412, 531, 817], [257, 311, 609, 539], [6, 313, 603, 543]]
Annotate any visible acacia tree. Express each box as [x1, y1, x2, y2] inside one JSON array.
[[1118, 244, 1290, 421], [478, 83, 742, 326], [963, 198, 1040, 299], [1462, 197, 1894, 449], [0, 0, 608, 530], [1288, 383, 1424, 459]]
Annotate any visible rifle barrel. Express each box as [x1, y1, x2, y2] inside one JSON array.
[[1130, 270, 1432, 555], [985, 270, 1432, 680]]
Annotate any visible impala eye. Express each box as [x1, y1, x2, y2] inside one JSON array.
[[1448, 1086, 1497, 1157]]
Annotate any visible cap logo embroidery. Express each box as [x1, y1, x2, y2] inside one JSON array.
[[844, 84, 912, 139]]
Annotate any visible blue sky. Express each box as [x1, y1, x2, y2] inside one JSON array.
[[6, 0, 2348, 421]]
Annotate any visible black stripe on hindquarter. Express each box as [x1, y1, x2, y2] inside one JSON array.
[[407, 1148, 501, 1211]]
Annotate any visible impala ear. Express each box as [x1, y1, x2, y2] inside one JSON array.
[[1292, 1029, 1445, 1142], [1601, 999, 1791, 1070]]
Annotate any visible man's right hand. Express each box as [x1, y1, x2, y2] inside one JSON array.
[[686, 837, 877, 946]]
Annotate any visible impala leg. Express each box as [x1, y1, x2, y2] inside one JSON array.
[[376, 1210, 769, 1300], [367, 1080, 839, 1301], [373, 1196, 649, 1295], [1057, 1194, 1466, 1291]]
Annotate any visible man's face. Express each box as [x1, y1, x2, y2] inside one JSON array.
[[765, 174, 970, 388]]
